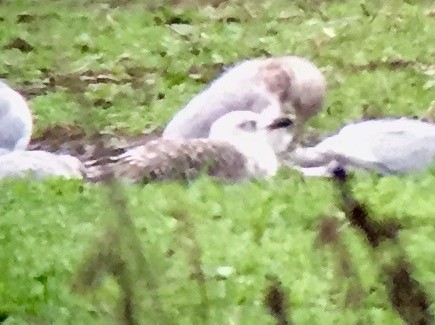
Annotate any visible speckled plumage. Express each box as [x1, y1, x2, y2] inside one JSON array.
[[85, 139, 251, 183], [86, 111, 294, 183]]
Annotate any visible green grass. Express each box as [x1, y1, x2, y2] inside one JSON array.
[[0, 0, 434, 323]]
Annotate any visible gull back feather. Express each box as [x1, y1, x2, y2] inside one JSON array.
[[0, 82, 33, 151], [0, 150, 85, 180]]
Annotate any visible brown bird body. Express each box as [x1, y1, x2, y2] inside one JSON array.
[[86, 111, 294, 184], [85, 139, 250, 183]]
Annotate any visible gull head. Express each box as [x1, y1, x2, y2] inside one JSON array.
[[208, 110, 294, 177], [275, 56, 326, 149], [280, 56, 326, 123]]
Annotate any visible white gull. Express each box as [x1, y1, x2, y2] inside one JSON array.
[[0, 80, 33, 153], [289, 117, 435, 176], [162, 56, 325, 142]]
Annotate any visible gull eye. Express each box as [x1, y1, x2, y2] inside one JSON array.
[[238, 120, 257, 132], [267, 117, 294, 130]]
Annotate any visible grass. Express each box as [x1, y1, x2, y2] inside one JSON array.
[[0, 0, 434, 323]]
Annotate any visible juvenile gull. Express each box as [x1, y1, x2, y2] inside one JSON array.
[[85, 111, 294, 183], [289, 118, 435, 176], [0, 150, 85, 180], [162, 56, 325, 142], [0, 80, 33, 153]]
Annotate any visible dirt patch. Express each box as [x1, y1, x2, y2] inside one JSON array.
[[3, 37, 34, 53], [345, 59, 435, 74], [29, 124, 163, 161], [350, 59, 414, 72], [188, 63, 225, 84], [263, 275, 290, 325], [332, 167, 433, 324], [17, 66, 156, 99]]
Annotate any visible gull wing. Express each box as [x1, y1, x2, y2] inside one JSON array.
[[86, 139, 249, 183], [312, 119, 435, 174]]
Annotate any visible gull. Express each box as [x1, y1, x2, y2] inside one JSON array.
[[288, 117, 435, 176], [0, 80, 33, 153], [0, 150, 85, 181], [85, 111, 294, 183], [162, 56, 325, 144]]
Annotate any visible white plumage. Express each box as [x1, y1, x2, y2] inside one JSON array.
[[0, 80, 33, 152], [162, 56, 325, 140], [0, 150, 85, 180], [0, 80, 86, 181], [290, 118, 435, 176]]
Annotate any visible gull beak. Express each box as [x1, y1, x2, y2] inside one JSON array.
[[267, 117, 294, 130], [264, 117, 295, 154]]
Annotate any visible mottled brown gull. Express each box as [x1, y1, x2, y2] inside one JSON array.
[[85, 111, 294, 183], [162, 56, 326, 144]]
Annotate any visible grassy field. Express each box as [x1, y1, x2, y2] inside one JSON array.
[[0, 0, 434, 324]]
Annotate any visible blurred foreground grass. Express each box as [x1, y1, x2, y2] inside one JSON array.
[[0, 0, 434, 323]]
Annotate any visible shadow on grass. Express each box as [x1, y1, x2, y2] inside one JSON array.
[[71, 177, 170, 324], [263, 275, 291, 325], [331, 166, 434, 325]]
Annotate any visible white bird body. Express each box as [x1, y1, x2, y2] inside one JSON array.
[[0, 150, 84, 180], [291, 118, 435, 176], [162, 56, 325, 140], [207, 110, 292, 178], [0, 80, 33, 152]]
